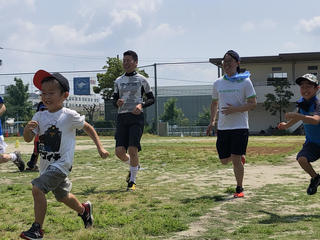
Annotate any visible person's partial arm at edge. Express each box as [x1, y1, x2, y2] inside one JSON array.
[[206, 100, 218, 136]]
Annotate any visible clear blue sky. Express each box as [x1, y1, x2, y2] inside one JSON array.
[[0, 0, 320, 87]]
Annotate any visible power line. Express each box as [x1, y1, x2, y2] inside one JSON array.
[[1, 47, 107, 60]]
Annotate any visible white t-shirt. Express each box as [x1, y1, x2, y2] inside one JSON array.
[[114, 73, 152, 114], [212, 76, 256, 130], [32, 107, 85, 175]]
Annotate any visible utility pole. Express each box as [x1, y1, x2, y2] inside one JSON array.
[[154, 63, 158, 135]]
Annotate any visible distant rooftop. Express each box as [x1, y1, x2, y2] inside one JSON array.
[[209, 52, 320, 67]]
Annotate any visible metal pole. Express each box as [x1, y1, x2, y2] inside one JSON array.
[[154, 63, 158, 135]]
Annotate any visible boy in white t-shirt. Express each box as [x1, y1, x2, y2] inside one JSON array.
[[207, 50, 257, 198], [20, 70, 109, 240]]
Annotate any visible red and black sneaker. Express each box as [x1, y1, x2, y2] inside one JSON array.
[[233, 186, 244, 198], [78, 201, 93, 228], [20, 222, 44, 240]]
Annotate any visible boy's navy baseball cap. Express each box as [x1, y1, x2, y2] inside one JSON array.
[[33, 69, 70, 92], [223, 50, 240, 62], [296, 73, 319, 86]]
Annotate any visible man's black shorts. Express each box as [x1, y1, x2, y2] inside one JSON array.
[[115, 112, 144, 151], [216, 129, 249, 159], [297, 142, 320, 163]]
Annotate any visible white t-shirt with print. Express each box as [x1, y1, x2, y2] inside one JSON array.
[[32, 107, 85, 175], [212, 76, 256, 130]]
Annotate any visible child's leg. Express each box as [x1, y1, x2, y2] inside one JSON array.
[[0, 153, 11, 163], [32, 185, 47, 227], [58, 193, 84, 214], [297, 156, 317, 178]]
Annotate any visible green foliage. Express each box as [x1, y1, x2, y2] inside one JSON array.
[[93, 57, 149, 101], [3, 78, 33, 121], [195, 106, 210, 126], [263, 78, 294, 122], [160, 98, 189, 125]]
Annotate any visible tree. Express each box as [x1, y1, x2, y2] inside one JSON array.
[[83, 104, 96, 125], [93, 57, 149, 101], [160, 98, 189, 125], [4, 78, 33, 121], [195, 107, 210, 126], [263, 77, 294, 122]]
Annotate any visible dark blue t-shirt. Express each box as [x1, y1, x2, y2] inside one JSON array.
[[297, 96, 320, 145]]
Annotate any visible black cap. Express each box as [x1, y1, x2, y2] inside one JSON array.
[[223, 50, 240, 62], [33, 70, 70, 92]]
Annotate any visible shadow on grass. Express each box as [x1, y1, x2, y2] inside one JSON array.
[[258, 210, 320, 224], [181, 194, 235, 204], [75, 188, 128, 196]]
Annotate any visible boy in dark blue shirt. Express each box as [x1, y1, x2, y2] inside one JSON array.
[[278, 73, 320, 195]]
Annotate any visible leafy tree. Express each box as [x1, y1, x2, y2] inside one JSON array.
[[83, 104, 96, 125], [93, 57, 149, 101], [264, 77, 294, 122], [160, 98, 189, 125], [4, 78, 33, 121], [195, 107, 210, 126]]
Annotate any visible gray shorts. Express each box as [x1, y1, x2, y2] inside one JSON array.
[[32, 165, 72, 201]]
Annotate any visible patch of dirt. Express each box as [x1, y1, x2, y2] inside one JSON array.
[[167, 155, 313, 240]]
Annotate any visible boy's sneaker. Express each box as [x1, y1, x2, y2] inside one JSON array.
[[241, 155, 246, 165], [307, 174, 320, 195], [13, 151, 25, 172], [78, 201, 93, 228], [127, 181, 136, 191], [20, 222, 44, 240], [233, 186, 244, 198], [126, 165, 140, 183]]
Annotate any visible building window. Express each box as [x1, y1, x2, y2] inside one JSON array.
[[267, 72, 288, 86], [308, 66, 318, 71], [272, 67, 282, 71]]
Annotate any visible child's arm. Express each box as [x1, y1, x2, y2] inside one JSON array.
[[82, 122, 109, 158], [23, 120, 37, 142], [285, 112, 320, 125]]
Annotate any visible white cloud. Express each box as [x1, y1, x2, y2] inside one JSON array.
[[241, 19, 277, 32], [49, 25, 112, 46], [283, 41, 299, 51], [241, 21, 255, 32], [298, 16, 320, 33], [110, 9, 142, 26]]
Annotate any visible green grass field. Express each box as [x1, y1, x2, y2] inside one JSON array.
[[2, 135, 320, 240]]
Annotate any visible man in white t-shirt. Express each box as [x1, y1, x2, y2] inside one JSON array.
[[207, 50, 257, 198], [21, 70, 109, 240]]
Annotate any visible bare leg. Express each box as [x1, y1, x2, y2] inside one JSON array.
[[59, 193, 84, 214], [32, 186, 47, 227], [128, 146, 139, 167], [298, 156, 317, 178], [115, 146, 130, 163], [231, 154, 244, 187], [0, 153, 11, 163]]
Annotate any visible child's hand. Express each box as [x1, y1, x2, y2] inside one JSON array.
[[277, 122, 287, 130], [98, 148, 109, 159], [26, 120, 38, 131]]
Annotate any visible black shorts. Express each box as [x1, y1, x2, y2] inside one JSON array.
[[297, 142, 320, 162], [115, 112, 144, 151], [216, 129, 249, 159]]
